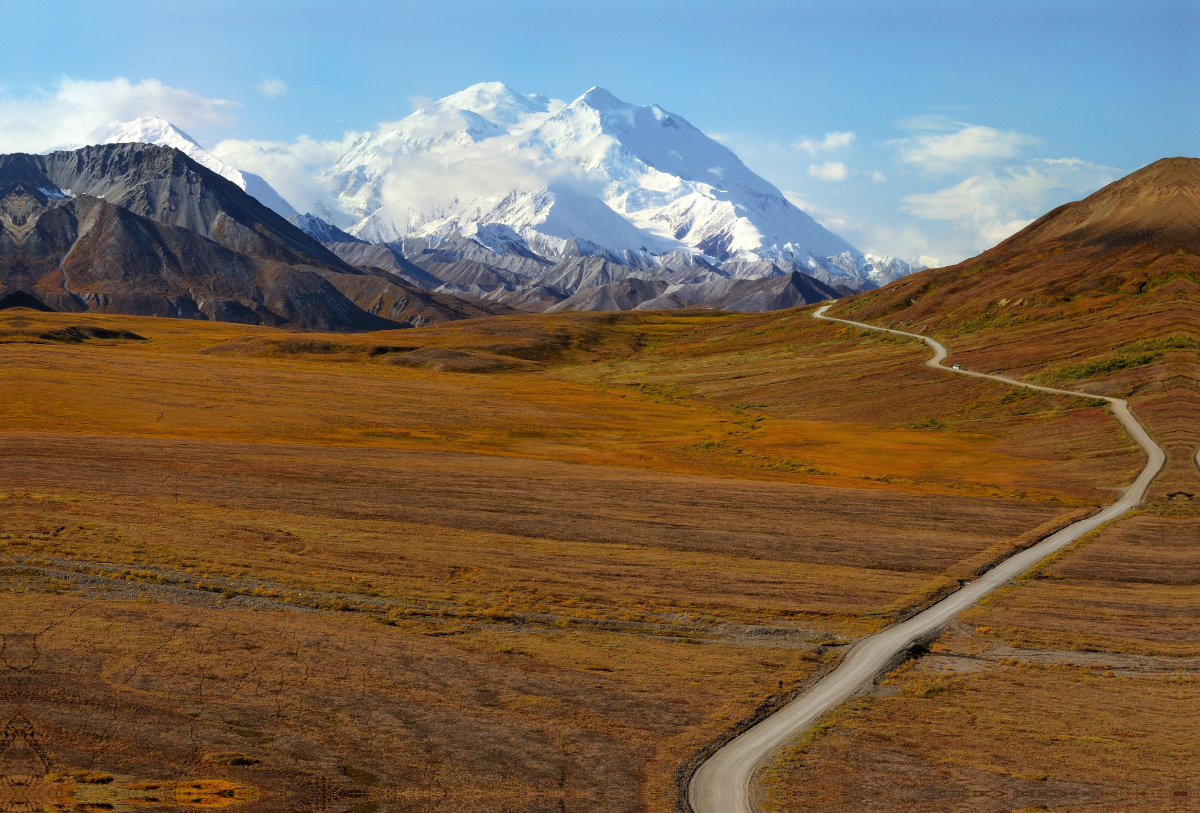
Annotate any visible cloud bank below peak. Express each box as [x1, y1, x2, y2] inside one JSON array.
[[0, 77, 235, 155]]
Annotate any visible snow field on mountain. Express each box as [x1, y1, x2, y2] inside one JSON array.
[[82, 86, 937, 296]]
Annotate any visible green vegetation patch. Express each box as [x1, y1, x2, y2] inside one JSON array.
[[1037, 335, 1199, 383]]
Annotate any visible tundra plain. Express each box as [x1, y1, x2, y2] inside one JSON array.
[[0, 304, 1144, 812], [760, 159, 1199, 812]]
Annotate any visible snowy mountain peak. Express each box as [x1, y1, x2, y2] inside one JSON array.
[[100, 116, 200, 147], [579, 87, 628, 111], [89, 116, 227, 177], [433, 82, 559, 126], [259, 82, 921, 291], [85, 116, 298, 218]]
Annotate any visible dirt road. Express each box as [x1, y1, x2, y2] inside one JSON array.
[[687, 305, 1166, 813]]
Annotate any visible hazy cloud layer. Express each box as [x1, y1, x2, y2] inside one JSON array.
[[0, 77, 234, 154], [902, 158, 1119, 248], [257, 77, 288, 99], [719, 112, 1121, 264], [211, 133, 360, 220]]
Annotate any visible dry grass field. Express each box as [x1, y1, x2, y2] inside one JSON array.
[[758, 163, 1197, 812], [0, 303, 1146, 811], [758, 647, 1196, 812], [758, 510, 1199, 812]]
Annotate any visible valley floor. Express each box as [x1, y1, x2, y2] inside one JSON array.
[[757, 294, 1198, 812], [0, 306, 1150, 811]]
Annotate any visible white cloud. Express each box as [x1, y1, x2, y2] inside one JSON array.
[[0, 77, 235, 154], [892, 114, 961, 133], [794, 130, 855, 153], [783, 190, 849, 228], [257, 77, 288, 99], [808, 161, 848, 181], [894, 123, 1038, 173], [211, 133, 360, 222], [901, 158, 1119, 250], [869, 170, 888, 182]]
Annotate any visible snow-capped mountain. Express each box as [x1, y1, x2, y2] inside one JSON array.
[[529, 87, 857, 264], [81, 117, 298, 218], [281, 83, 920, 289]]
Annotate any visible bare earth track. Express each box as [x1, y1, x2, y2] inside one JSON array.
[[687, 305, 1167, 813]]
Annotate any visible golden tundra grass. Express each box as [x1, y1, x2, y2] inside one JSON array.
[[758, 657, 1196, 812], [757, 512, 1200, 812], [757, 287, 1199, 810], [0, 305, 1149, 811]]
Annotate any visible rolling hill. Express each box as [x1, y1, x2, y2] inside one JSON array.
[[839, 156, 1199, 511]]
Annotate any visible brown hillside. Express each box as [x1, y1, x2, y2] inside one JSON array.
[[1006, 157, 1200, 250], [845, 157, 1199, 331], [839, 156, 1200, 514]]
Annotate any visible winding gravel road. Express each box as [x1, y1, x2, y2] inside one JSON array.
[[688, 305, 1166, 813]]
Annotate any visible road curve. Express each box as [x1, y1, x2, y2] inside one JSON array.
[[688, 305, 1166, 813]]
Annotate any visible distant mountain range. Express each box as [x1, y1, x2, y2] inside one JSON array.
[[0, 144, 508, 330], [2, 86, 946, 326], [277, 83, 935, 293]]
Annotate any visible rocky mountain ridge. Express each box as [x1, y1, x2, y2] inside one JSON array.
[[75, 117, 299, 219], [0, 143, 510, 329]]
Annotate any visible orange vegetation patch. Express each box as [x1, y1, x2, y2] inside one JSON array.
[[0, 302, 1156, 812], [0, 307, 1140, 502], [758, 658, 1197, 812], [963, 513, 1200, 657]]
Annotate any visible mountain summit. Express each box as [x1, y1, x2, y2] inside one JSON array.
[[82, 117, 298, 219], [1000, 156, 1200, 251], [278, 83, 924, 291]]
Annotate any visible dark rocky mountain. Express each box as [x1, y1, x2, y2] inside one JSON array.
[[7, 145, 344, 268], [324, 241, 446, 289], [548, 270, 843, 312], [0, 144, 510, 330], [299, 212, 846, 315], [547, 278, 669, 312]]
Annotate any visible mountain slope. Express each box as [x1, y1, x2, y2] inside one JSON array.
[[530, 86, 856, 264], [845, 157, 1200, 333], [0, 144, 508, 330], [84, 117, 299, 218], [837, 156, 1200, 513], [0, 181, 388, 329]]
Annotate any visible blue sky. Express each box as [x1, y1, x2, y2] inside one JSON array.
[[0, 0, 1195, 261]]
